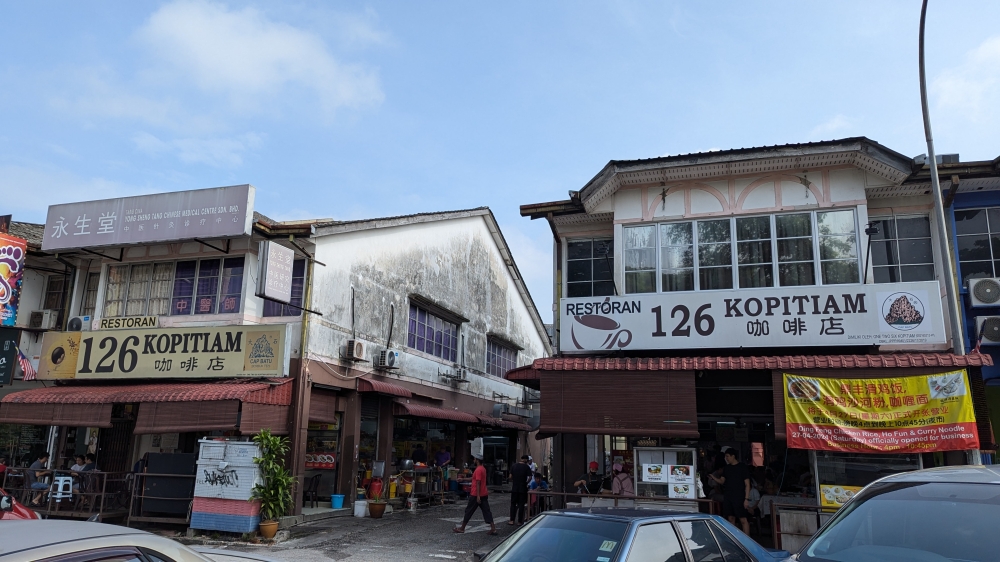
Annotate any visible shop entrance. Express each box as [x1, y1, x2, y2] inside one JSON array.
[[97, 404, 138, 473]]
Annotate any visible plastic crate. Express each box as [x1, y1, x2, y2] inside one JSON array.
[[190, 511, 260, 534], [192, 497, 261, 516], [194, 461, 261, 501], [198, 440, 226, 461]]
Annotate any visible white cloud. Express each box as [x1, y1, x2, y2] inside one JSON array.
[[809, 114, 854, 139], [136, 0, 383, 116], [132, 131, 264, 168], [0, 165, 145, 221], [933, 36, 1000, 118]]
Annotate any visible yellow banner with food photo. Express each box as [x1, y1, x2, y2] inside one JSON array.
[[819, 484, 863, 509], [784, 370, 978, 454]]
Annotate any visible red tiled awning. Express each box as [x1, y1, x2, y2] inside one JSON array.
[[358, 377, 413, 398], [0, 378, 293, 405], [393, 402, 479, 423], [476, 415, 532, 431], [507, 353, 993, 381]]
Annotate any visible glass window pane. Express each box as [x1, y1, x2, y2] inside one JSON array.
[[698, 243, 731, 267], [594, 239, 613, 258], [900, 264, 935, 282], [699, 267, 733, 290], [625, 271, 656, 294], [625, 523, 686, 562], [698, 220, 731, 244], [960, 261, 994, 284], [780, 262, 815, 286], [736, 216, 770, 241], [662, 270, 694, 292], [737, 241, 771, 265], [896, 216, 931, 238], [873, 266, 899, 284], [898, 239, 933, 264], [778, 238, 814, 262], [593, 281, 616, 296], [819, 235, 858, 260], [739, 265, 773, 288], [817, 210, 856, 235], [955, 209, 988, 235], [776, 213, 812, 238], [567, 282, 593, 298], [708, 522, 752, 562], [822, 260, 860, 284], [662, 247, 694, 269], [592, 257, 613, 280], [871, 241, 898, 267], [624, 225, 656, 249], [567, 240, 592, 260], [958, 235, 992, 262], [660, 222, 693, 245], [624, 248, 656, 271], [567, 260, 592, 282], [868, 217, 895, 241], [677, 520, 725, 562]]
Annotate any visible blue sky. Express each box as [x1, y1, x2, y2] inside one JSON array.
[[4, 1, 1000, 322]]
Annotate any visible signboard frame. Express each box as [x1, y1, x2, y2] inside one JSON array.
[[256, 240, 295, 304]]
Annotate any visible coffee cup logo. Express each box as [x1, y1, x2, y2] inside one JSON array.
[[570, 306, 633, 350]]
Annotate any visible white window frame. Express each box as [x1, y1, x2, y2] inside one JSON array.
[[867, 213, 935, 284], [622, 209, 862, 294], [102, 256, 247, 318]]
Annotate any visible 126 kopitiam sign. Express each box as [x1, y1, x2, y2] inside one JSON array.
[[560, 281, 945, 351], [783, 371, 978, 454]]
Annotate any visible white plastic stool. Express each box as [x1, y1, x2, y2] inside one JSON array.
[[50, 476, 74, 503]]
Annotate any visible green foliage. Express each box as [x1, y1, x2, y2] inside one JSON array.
[[250, 429, 294, 522], [367, 484, 384, 503]]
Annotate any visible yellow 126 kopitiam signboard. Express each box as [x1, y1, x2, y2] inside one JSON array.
[[37, 325, 285, 380]]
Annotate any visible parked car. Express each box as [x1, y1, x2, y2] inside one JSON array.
[[0, 489, 39, 520], [794, 465, 1000, 562], [476, 508, 791, 562], [0, 520, 279, 562]]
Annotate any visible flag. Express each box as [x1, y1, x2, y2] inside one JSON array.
[[17, 349, 35, 381]]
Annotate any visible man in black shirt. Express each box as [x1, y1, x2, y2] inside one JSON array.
[[709, 448, 751, 534], [508, 455, 532, 526], [411, 444, 427, 464]]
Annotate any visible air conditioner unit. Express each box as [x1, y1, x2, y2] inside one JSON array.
[[66, 315, 92, 332], [975, 316, 1000, 345], [29, 310, 58, 330], [376, 350, 399, 369], [969, 278, 1000, 307], [345, 340, 365, 361]]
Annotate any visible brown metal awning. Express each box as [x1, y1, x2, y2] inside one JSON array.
[[476, 415, 532, 431], [133, 400, 240, 434], [393, 402, 479, 424], [358, 377, 413, 398]]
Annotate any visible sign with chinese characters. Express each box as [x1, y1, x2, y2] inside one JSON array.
[[0, 233, 27, 327], [784, 370, 978, 454], [36, 324, 284, 380], [42, 185, 255, 251], [256, 240, 295, 304], [666, 465, 696, 499], [0, 328, 18, 385], [641, 464, 666, 483], [560, 281, 945, 351]]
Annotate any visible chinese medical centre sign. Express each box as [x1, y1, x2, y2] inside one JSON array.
[[560, 281, 945, 351], [42, 185, 255, 251], [36, 325, 284, 380], [783, 371, 978, 454]]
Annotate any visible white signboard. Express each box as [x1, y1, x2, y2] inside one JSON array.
[[667, 465, 696, 499], [641, 463, 666, 483], [256, 241, 295, 304], [42, 185, 254, 251], [561, 281, 945, 352]]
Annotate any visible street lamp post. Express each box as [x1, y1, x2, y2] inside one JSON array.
[[918, 0, 966, 357]]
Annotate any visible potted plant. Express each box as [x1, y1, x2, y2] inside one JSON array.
[[250, 429, 294, 540], [368, 485, 387, 519]]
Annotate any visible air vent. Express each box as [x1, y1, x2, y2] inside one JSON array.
[[376, 350, 399, 369], [67, 316, 92, 332], [970, 278, 1000, 307], [345, 340, 365, 361], [975, 316, 1000, 345]]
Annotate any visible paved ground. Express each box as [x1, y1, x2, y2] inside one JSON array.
[[215, 497, 517, 562]]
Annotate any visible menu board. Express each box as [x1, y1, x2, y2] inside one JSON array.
[[641, 464, 666, 483], [667, 465, 696, 499], [820, 484, 862, 509]]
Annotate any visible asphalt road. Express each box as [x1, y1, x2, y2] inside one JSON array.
[[218, 496, 517, 562]]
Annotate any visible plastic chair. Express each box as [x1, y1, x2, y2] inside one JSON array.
[[50, 476, 74, 506], [303, 474, 322, 509]]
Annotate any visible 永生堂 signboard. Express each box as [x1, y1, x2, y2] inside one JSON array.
[[41, 185, 255, 251], [0, 233, 27, 327], [784, 370, 978, 454], [36, 325, 285, 380], [560, 281, 945, 351]]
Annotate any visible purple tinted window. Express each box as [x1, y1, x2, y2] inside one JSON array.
[[171, 260, 197, 315], [407, 304, 459, 362], [263, 259, 306, 317]]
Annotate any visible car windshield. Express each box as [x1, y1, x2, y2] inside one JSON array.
[[800, 482, 1000, 562], [482, 513, 628, 562]]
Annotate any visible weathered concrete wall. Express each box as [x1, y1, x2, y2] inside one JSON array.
[[308, 214, 547, 403]]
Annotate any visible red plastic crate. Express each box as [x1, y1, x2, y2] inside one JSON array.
[[192, 497, 261, 516]]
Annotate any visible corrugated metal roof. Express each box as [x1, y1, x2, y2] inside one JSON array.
[[476, 415, 532, 431], [507, 353, 993, 379], [0, 378, 292, 405], [312, 207, 490, 229], [8, 221, 43, 248]]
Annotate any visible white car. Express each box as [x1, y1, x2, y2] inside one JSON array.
[[0, 520, 279, 562]]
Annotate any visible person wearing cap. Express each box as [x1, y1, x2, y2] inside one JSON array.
[[508, 455, 532, 526], [573, 461, 604, 495], [611, 463, 634, 497], [527, 455, 537, 474], [454, 455, 497, 535]]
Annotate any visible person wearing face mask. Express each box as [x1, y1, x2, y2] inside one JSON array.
[[574, 461, 604, 495]]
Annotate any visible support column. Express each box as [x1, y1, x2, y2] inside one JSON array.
[[337, 391, 362, 506], [289, 253, 316, 516], [455, 424, 469, 468], [376, 397, 394, 467]]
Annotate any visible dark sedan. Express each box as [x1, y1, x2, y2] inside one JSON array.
[[477, 508, 791, 562]]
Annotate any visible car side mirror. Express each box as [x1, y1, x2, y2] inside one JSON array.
[[0, 495, 14, 512]]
